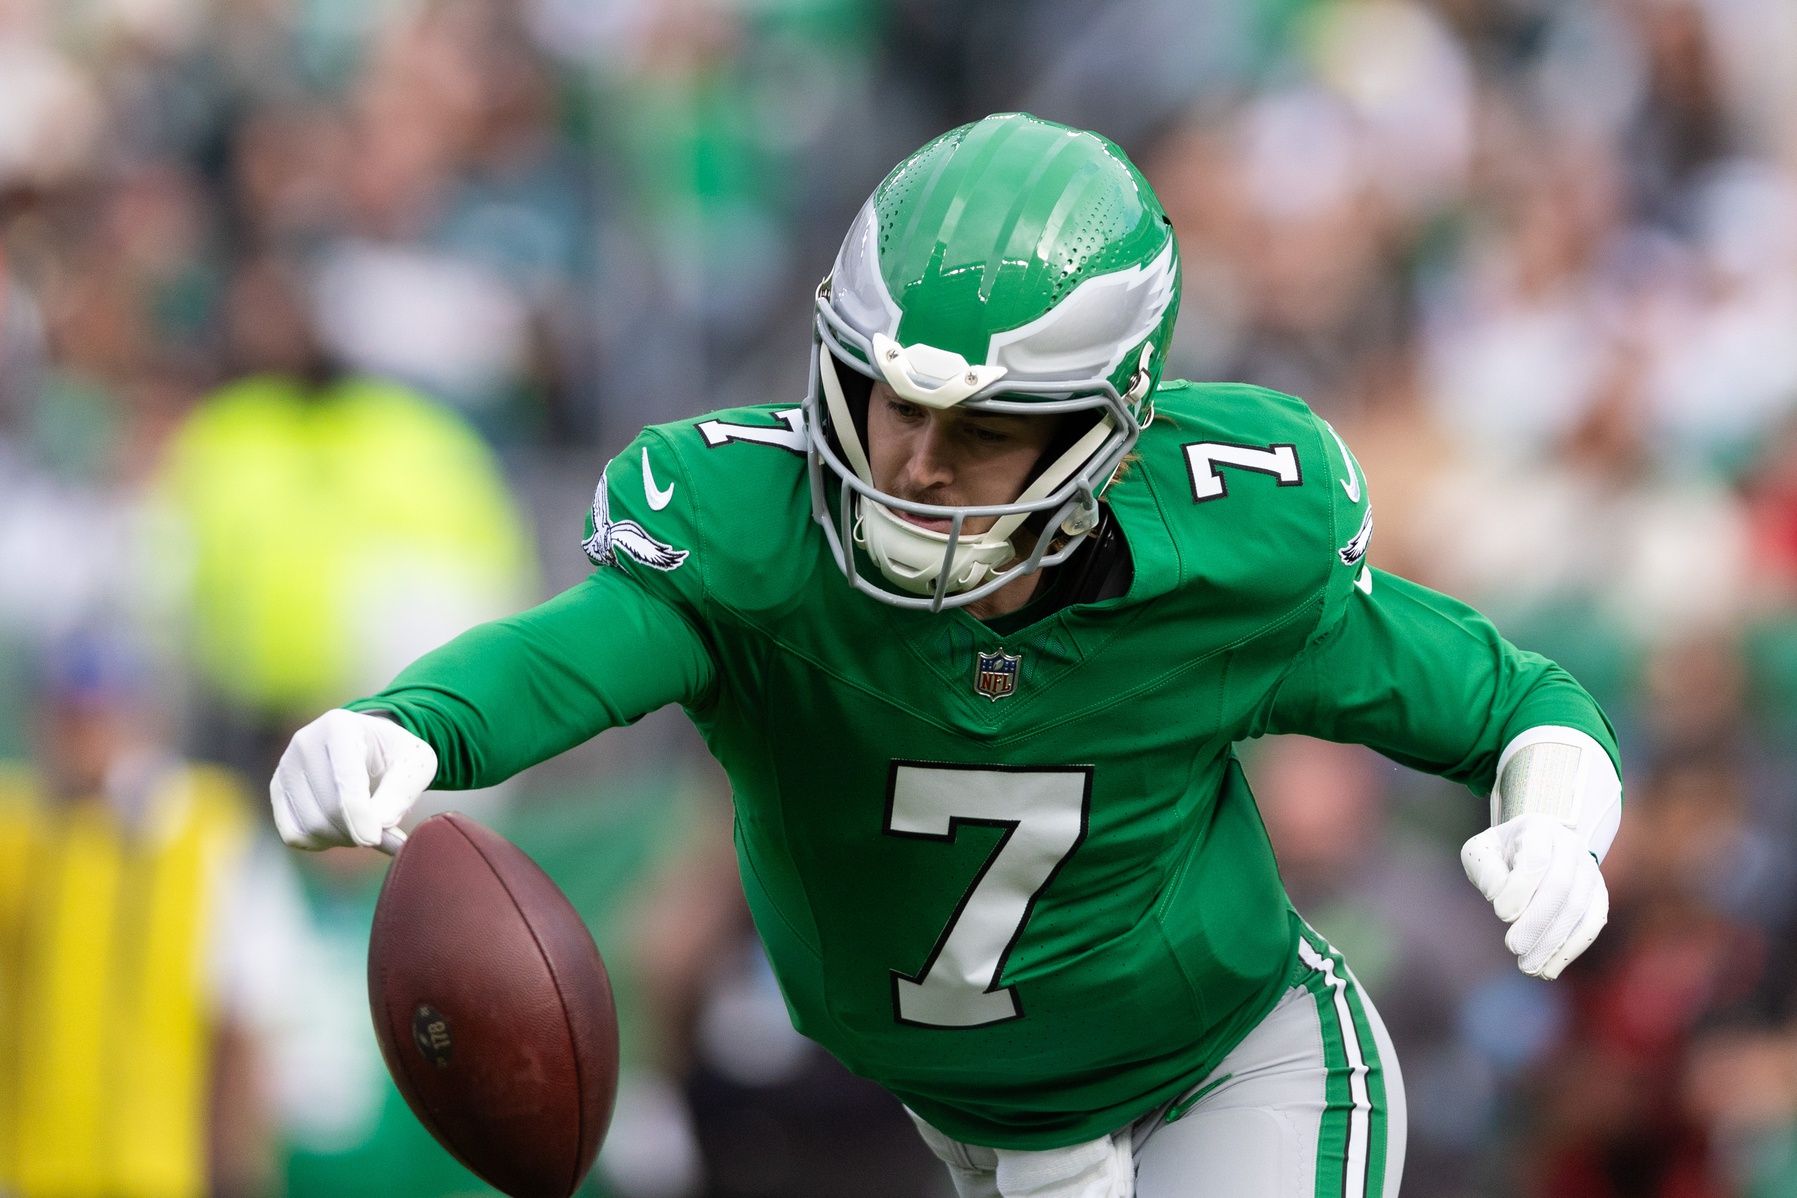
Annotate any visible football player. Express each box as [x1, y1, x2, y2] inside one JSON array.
[[271, 113, 1620, 1197]]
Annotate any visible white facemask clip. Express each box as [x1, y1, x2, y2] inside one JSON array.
[[872, 333, 1009, 408]]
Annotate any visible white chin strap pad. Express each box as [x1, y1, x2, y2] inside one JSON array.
[[858, 502, 1015, 596], [1491, 725, 1623, 862]]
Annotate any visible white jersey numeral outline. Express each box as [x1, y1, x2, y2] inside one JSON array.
[[885, 762, 1091, 1029], [1183, 441, 1303, 502], [697, 407, 806, 454]]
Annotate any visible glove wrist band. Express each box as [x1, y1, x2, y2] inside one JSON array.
[[1491, 725, 1622, 863]]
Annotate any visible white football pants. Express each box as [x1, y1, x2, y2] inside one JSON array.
[[908, 926, 1406, 1198]]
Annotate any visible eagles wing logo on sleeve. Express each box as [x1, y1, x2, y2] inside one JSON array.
[[583, 465, 689, 571], [1339, 505, 1373, 566]]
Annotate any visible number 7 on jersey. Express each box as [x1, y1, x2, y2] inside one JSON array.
[[885, 763, 1092, 1028]]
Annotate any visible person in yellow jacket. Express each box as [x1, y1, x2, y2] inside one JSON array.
[[156, 364, 535, 731], [0, 636, 299, 1197]]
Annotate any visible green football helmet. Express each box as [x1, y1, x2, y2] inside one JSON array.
[[805, 112, 1182, 611]]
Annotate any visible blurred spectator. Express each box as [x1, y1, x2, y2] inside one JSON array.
[[1519, 750, 1797, 1198], [305, 2, 596, 440], [0, 634, 297, 1196], [154, 255, 535, 749], [1410, 364, 1754, 702]]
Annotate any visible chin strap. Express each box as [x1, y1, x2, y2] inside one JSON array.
[[818, 345, 875, 483], [981, 415, 1116, 546]]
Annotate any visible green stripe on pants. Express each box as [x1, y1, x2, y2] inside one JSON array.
[[1298, 927, 1386, 1198]]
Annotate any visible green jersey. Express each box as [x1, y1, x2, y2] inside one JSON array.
[[351, 381, 1618, 1149]]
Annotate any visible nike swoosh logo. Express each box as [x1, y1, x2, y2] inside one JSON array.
[[1325, 421, 1362, 504], [1354, 566, 1374, 595], [642, 448, 674, 510]]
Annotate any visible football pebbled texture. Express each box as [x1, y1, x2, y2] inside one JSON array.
[[368, 812, 618, 1198]]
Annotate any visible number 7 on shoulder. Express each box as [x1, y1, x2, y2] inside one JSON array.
[[1183, 442, 1303, 503]]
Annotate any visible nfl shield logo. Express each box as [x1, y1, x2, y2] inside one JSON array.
[[974, 649, 1021, 702]]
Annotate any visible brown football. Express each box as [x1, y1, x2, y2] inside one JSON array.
[[368, 812, 618, 1198]]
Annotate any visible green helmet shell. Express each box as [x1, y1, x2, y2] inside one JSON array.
[[806, 113, 1182, 611], [822, 111, 1181, 407]]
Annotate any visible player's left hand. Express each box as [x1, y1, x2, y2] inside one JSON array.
[[1460, 813, 1608, 980]]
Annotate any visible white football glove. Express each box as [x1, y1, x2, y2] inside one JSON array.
[[1461, 813, 1609, 980], [270, 709, 437, 854]]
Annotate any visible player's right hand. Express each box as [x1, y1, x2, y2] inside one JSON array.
[[270, 709, 438, 854], [1461, 813, 1609, 981]]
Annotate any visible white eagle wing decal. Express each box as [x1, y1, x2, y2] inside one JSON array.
[[985, 241, 1178, 383], [583, 463, 689, 572], [1339, 505, 1373, 567]]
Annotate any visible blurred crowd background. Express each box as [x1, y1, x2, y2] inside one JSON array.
[[1, 0, 1795, 1194]]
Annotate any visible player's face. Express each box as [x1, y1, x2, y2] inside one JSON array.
[[866, 382, 1061, 535]]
